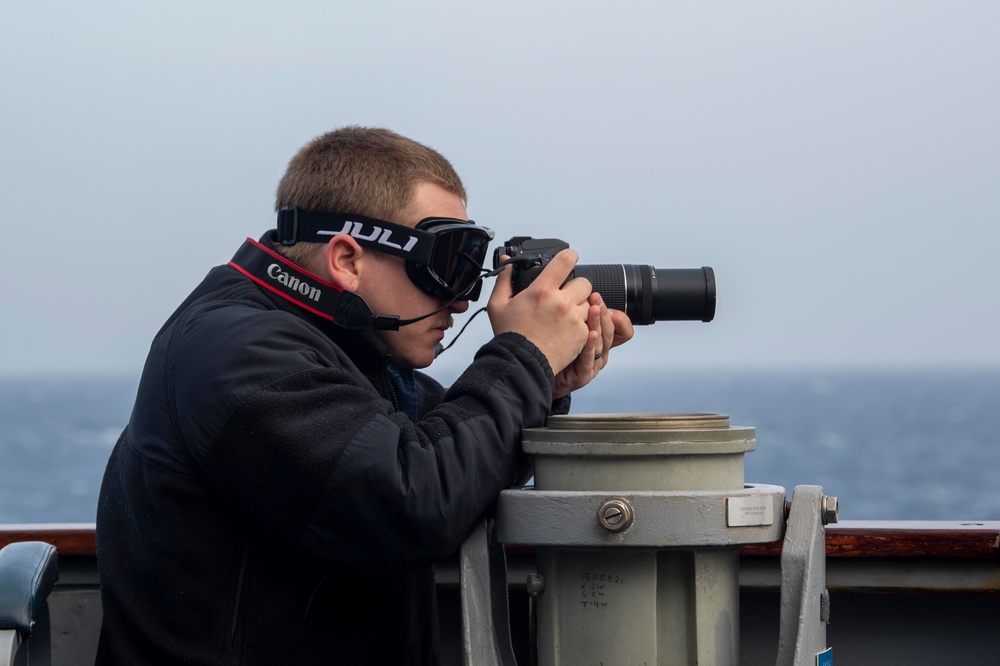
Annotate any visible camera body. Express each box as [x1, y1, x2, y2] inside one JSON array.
[[495, 237, 573, 294], [493, 236, 716, 325]]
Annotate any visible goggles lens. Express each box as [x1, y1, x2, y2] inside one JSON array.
[[411, 219, 494, 301]]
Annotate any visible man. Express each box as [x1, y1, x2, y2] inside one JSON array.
[[95, 126, 633, 665]]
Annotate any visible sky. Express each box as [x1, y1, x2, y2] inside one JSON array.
[[2, 1, 998, 382]]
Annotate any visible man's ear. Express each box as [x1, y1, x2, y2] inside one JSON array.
[[324, 235, 364, 292]]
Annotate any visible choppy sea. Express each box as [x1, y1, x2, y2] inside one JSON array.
[[1, 369, 998, 524]]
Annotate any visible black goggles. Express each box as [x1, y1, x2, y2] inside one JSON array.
[[275, 206, 495, 301]]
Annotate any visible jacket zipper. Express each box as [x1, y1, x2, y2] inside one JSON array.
[[380, 357, 400, 412], [229, 541, 251, 646]]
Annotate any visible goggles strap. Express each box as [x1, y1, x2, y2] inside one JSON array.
[[276, 207, 436, 264]]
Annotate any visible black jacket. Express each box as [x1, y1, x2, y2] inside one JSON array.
[[95, 244, 563, 665]]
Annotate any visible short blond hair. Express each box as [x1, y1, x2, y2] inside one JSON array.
[[274, 127, 466, 268]]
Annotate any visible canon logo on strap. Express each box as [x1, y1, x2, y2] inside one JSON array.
[[317, 220, 419, 253], [266, 264, 322, 302]]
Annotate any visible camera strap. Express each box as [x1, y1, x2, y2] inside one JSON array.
[[228, 236, 513, 341], [228, 237, 400, 330]]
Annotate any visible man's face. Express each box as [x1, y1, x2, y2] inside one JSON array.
[[355, 181, 472, 369]]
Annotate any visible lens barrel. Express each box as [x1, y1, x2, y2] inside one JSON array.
[[571, 265, 716, 325]]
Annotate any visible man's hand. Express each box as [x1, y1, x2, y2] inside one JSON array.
[[487, 251, 635, 396], [552, 291, 634, 398], [487, 250, 594, 374]]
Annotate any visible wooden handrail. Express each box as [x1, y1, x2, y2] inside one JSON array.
[[2, 521, 998, 559], [741, 520, 1000, 559], [0, 523, 96, 556]]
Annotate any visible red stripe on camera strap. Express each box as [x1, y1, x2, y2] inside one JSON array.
[[228, 237, 376, 329]]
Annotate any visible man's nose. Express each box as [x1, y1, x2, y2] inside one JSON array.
[[449, 299, 470, 314]]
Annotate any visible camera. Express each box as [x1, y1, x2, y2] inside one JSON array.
[[493, 237, 716, 325]]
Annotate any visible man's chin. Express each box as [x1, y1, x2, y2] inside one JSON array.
[[389, 349, 437, 370]]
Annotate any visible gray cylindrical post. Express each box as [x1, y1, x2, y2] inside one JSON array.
[[520, 413, 757, 666]]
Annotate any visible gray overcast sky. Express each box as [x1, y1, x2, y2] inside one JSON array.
[[2, 1, 998, 380]]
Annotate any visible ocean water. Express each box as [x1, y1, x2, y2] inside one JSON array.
[[1, 369, 998, 524]]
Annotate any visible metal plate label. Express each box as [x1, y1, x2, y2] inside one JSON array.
[[817, 647, 833, 665], [727, 495, 775, 526]]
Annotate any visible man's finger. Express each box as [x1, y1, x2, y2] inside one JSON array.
[[488, 254, 514, 304], [530, 249, 579, 290]]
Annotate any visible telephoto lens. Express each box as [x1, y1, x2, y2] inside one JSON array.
[[572, 264, 715, 325], [496, 236, 716, 326]]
